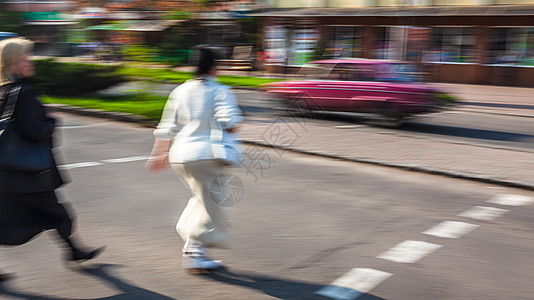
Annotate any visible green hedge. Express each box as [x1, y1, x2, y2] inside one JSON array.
[[31, 59, 127, 96]]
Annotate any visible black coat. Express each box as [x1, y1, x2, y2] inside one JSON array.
[[0, 80, 65, 193]]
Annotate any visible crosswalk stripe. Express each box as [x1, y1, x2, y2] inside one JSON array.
[[377, 240, 442, 264], [316, 268, 392, 300], [423, 221, 479, 239], [487, 194, 534, 206], [458, 206, 509, 221]]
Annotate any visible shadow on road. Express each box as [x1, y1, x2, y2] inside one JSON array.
[[203, 267, 386, 300], [0, 264, 175, 300], [402, 122, 534, 143], [461, 101, 534, 111]]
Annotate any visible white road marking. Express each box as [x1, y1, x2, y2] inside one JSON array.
[[59, 155, 149, 170], [422, 221, 479, 239], [334, 125, 365, 129], [316, 268, 392, 300], [58, 123, 108, 129], [457, 206, 509, 221], [487, 194, 534, 207], [377, 240, 442, 263], [101, 156, 149, 163], [58, 162, 103, 170]]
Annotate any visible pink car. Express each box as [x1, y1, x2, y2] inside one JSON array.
[[263, 59, 444, 126]]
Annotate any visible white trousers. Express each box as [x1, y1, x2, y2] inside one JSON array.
[[171, 160, 232, 248]]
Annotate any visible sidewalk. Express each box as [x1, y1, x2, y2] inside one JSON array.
[[435, 83, 534, 118], [239, 115, 534, 190]]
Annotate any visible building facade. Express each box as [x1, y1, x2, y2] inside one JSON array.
[[257, 0, 534, 86], [4, 0, 77, 55]]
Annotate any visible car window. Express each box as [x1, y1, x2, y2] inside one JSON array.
[[328, 64, 376, 81], [298, 63, 334, 79]]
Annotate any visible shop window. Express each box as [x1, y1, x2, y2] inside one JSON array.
[[426, 27, 476, 63], [264, 19, 319, 66], [289, 21, 319, 66], [487, 28, 534, 66], [374, 26, 431, 62], [323, 26, 364, 58], [264, 24, 289, 65], [374, 27, 389, 60]]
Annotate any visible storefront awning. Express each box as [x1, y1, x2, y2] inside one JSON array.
[[25, 21, 77, 25], [23, 12, 77, 25], [252, 5, 534, 17]]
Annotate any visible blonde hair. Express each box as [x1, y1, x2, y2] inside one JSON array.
[[0, 37, 34, 85]]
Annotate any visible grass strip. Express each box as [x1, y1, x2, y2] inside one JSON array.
[[117, 66, 284, 88], [41, 93, 167, 121]]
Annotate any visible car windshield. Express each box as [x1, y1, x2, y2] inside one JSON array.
[[298, 64, 334, 79], [299, 61, 421, 83]]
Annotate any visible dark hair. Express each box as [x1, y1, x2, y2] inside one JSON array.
[[194, 46, 219, 78]]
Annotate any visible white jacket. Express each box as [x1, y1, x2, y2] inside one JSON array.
[[153, 78, 244, 164]]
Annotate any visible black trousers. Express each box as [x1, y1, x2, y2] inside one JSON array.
[[0, 191, 73, 246]]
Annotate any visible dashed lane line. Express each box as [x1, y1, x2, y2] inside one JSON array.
[[315, 193, 532, 299], [101, 156, 149, 164], [315, 268, 393, 300], [422, 221, 479, 239], [457, 206, 509, 221], [58, 156, 148, 170], [487, 194, 534, 206], [58, 162, 104, 170], [376, 240, 442, 264], [58, 123, 109, 129]]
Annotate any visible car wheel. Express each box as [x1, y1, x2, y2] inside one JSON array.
[[281, 94, 311, 118], [366, 104, 406, 128], [380, 109, 406, 127]]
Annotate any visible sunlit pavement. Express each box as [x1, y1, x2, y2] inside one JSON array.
[[1, 114, 534, 299]]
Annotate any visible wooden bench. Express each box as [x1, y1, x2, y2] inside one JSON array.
[[216, 45, 253, 71]]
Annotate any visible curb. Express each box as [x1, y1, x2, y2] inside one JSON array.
[[46, 103, 157, 127], [45, 103, 534, 192], [450, 107, 534, 119], [243, 140, 534, 192]]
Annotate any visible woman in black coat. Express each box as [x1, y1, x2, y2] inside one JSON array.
[[0, 38, 103, 281]]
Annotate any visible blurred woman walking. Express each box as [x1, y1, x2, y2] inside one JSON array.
[[146, 46, 243, 272], [0, 37, 103, 281]]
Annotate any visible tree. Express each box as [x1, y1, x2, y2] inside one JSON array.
[[0, 0, 26, 35]]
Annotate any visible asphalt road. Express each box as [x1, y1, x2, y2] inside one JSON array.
[[1, 114, 534, 300]]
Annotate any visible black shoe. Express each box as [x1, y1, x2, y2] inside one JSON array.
[[68, 246, 105, 262], [0, 273, 13, 282]]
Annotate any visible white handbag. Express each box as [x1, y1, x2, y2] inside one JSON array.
[[210, 120, 242, 167]]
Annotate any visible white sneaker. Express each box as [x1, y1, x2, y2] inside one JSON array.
[[182, 237, 222, 272], [182, 253, 223, 271]]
